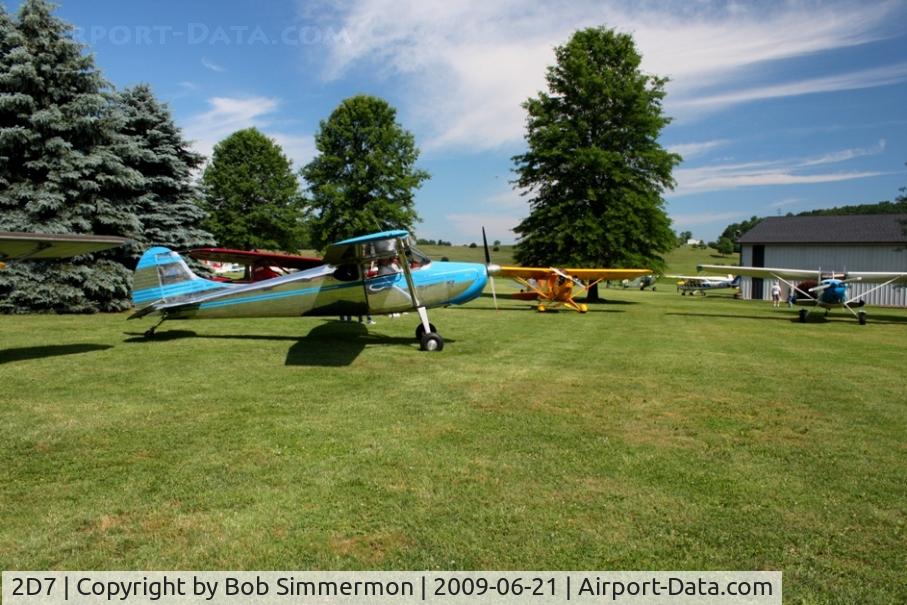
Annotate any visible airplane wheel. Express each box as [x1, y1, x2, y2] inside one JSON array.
[[537, 304, 546, 312], [652, 286, 656, 291], [580, 304, 588, 313], [858, 312, 867, 325], [144, 328, 156, 339], [415, 322, 437, 340], [798, 309, 807, 323], [420, 332, 444, 352]]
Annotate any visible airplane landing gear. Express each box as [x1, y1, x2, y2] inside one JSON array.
[[415, 306, 443, 352], [143, 316, 167, 338], [415, 322, 437, 340], [798, 309, 808, 323], [420, 332, 444, 351], [858, 311, 867, 325]]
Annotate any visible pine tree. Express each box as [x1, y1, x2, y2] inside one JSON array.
[[117, 84, 213, 253], [0, 0, 142, 312], [302, 95, 428, 250], [201, 128, 306, 251], [513, 28, 679, 294]]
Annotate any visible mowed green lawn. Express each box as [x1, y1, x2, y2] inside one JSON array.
[[2, 259, 906, 604]]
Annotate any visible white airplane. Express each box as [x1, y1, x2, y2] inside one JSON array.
[[698, 264, 907, 324], [667, 273, 740, 295]]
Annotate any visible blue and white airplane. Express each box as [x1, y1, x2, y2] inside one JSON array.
[[130, 230, 494, 351], [698, 264, 907, 324]]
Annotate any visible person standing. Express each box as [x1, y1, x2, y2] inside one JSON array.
[[771, 282, 782, 308]]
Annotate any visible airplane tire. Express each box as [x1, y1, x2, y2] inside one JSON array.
[[144, 328, 156, 339], [537, 304, 546, 312], [798, 309, 807, 323], [415, 323, 437, 340], [580, 303, 589, 313], [420, 332, 444, 352], [858, 312, 867, 325]]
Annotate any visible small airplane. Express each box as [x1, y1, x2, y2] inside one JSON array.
[[667, 273, 740, 296], [0, 231, 129, 268], [130, 230, 493, 351], [698, 263, 907, 324], [187, 247, 322, 283], [483, 230, 652, 313]]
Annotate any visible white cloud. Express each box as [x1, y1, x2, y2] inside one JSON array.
[[799, 139, 886, 166], [182, 96, 315, 168], [667, 139, 729, 159], [316, 0, 903, 150], [201, 57, 226, 73], [671, 148, 885, 196], [672, 64, 907, 115]]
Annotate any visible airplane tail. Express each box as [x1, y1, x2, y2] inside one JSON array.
[[132, 246, 224, 314]]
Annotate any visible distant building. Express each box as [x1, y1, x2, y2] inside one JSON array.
[[737, 214, 907, 307]]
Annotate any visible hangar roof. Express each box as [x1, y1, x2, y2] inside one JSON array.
[[737, 214, 907, 245]]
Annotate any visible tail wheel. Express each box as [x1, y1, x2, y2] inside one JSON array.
[[415, 322, 437, 340], [420, 332, 444, 352], [858, 312, 867, 325], [798, 309, 807, 323]]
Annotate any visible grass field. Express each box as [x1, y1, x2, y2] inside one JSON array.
[[2, 251, 905, 604]]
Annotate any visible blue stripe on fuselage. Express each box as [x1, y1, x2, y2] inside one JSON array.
[[188, 261, 487, 311]]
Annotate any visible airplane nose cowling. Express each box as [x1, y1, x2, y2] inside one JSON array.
[[446, 263, 488, 305]]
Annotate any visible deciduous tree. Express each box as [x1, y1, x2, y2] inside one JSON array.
[[302, 95, 428, 250], [201, 128, 306, 251], [512, 27, 679, 300]]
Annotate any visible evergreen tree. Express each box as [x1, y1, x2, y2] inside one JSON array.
[[302, 95, 428, 250], [0, 0, 141, 313], [117, 84, 213, 252], [201, 128, 306, 251], [512, 28, 679, 300]]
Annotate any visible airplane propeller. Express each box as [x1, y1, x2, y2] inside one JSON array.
[[481, 227, 500, 310]]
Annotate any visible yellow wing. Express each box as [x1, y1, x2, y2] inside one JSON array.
[[496, 265, 652, 281]]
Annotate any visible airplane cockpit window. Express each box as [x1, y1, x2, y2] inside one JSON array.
[[333, 263, 359, 282]]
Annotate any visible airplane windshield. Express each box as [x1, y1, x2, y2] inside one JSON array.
[[405, 242, 431, 270]]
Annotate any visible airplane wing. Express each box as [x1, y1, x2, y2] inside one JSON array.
[[497, 266, 651, 281], [697, 264, 822, 280], [188, 248, 323, 270], [845, 271, 907, 284], [0, 231, 129, 263]]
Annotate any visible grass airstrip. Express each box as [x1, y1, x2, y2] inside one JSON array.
[[1, 247, 905, 604]]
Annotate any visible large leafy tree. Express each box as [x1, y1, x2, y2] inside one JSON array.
[[512, 27, 679, 298], [201, 128, 306, 251], [0, 0, 142, 313], [117, 84, 213, 252], [301, 95, 428, 250]]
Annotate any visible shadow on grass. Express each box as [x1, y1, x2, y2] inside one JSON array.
[[669, 310, 907, 325], [0, 343, 112, 365], [123, 321, 447, 366], [459, 304, 625, 314], [665, 312, 794, 323]]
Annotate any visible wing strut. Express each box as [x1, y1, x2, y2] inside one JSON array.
[[396, 237, 442, 350]]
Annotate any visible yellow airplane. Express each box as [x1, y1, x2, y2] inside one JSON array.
[[482, 229, 651, 313], [493, 265, 652, 312]]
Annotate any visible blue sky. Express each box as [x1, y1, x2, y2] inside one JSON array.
[[11, 0, 907, 243]]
